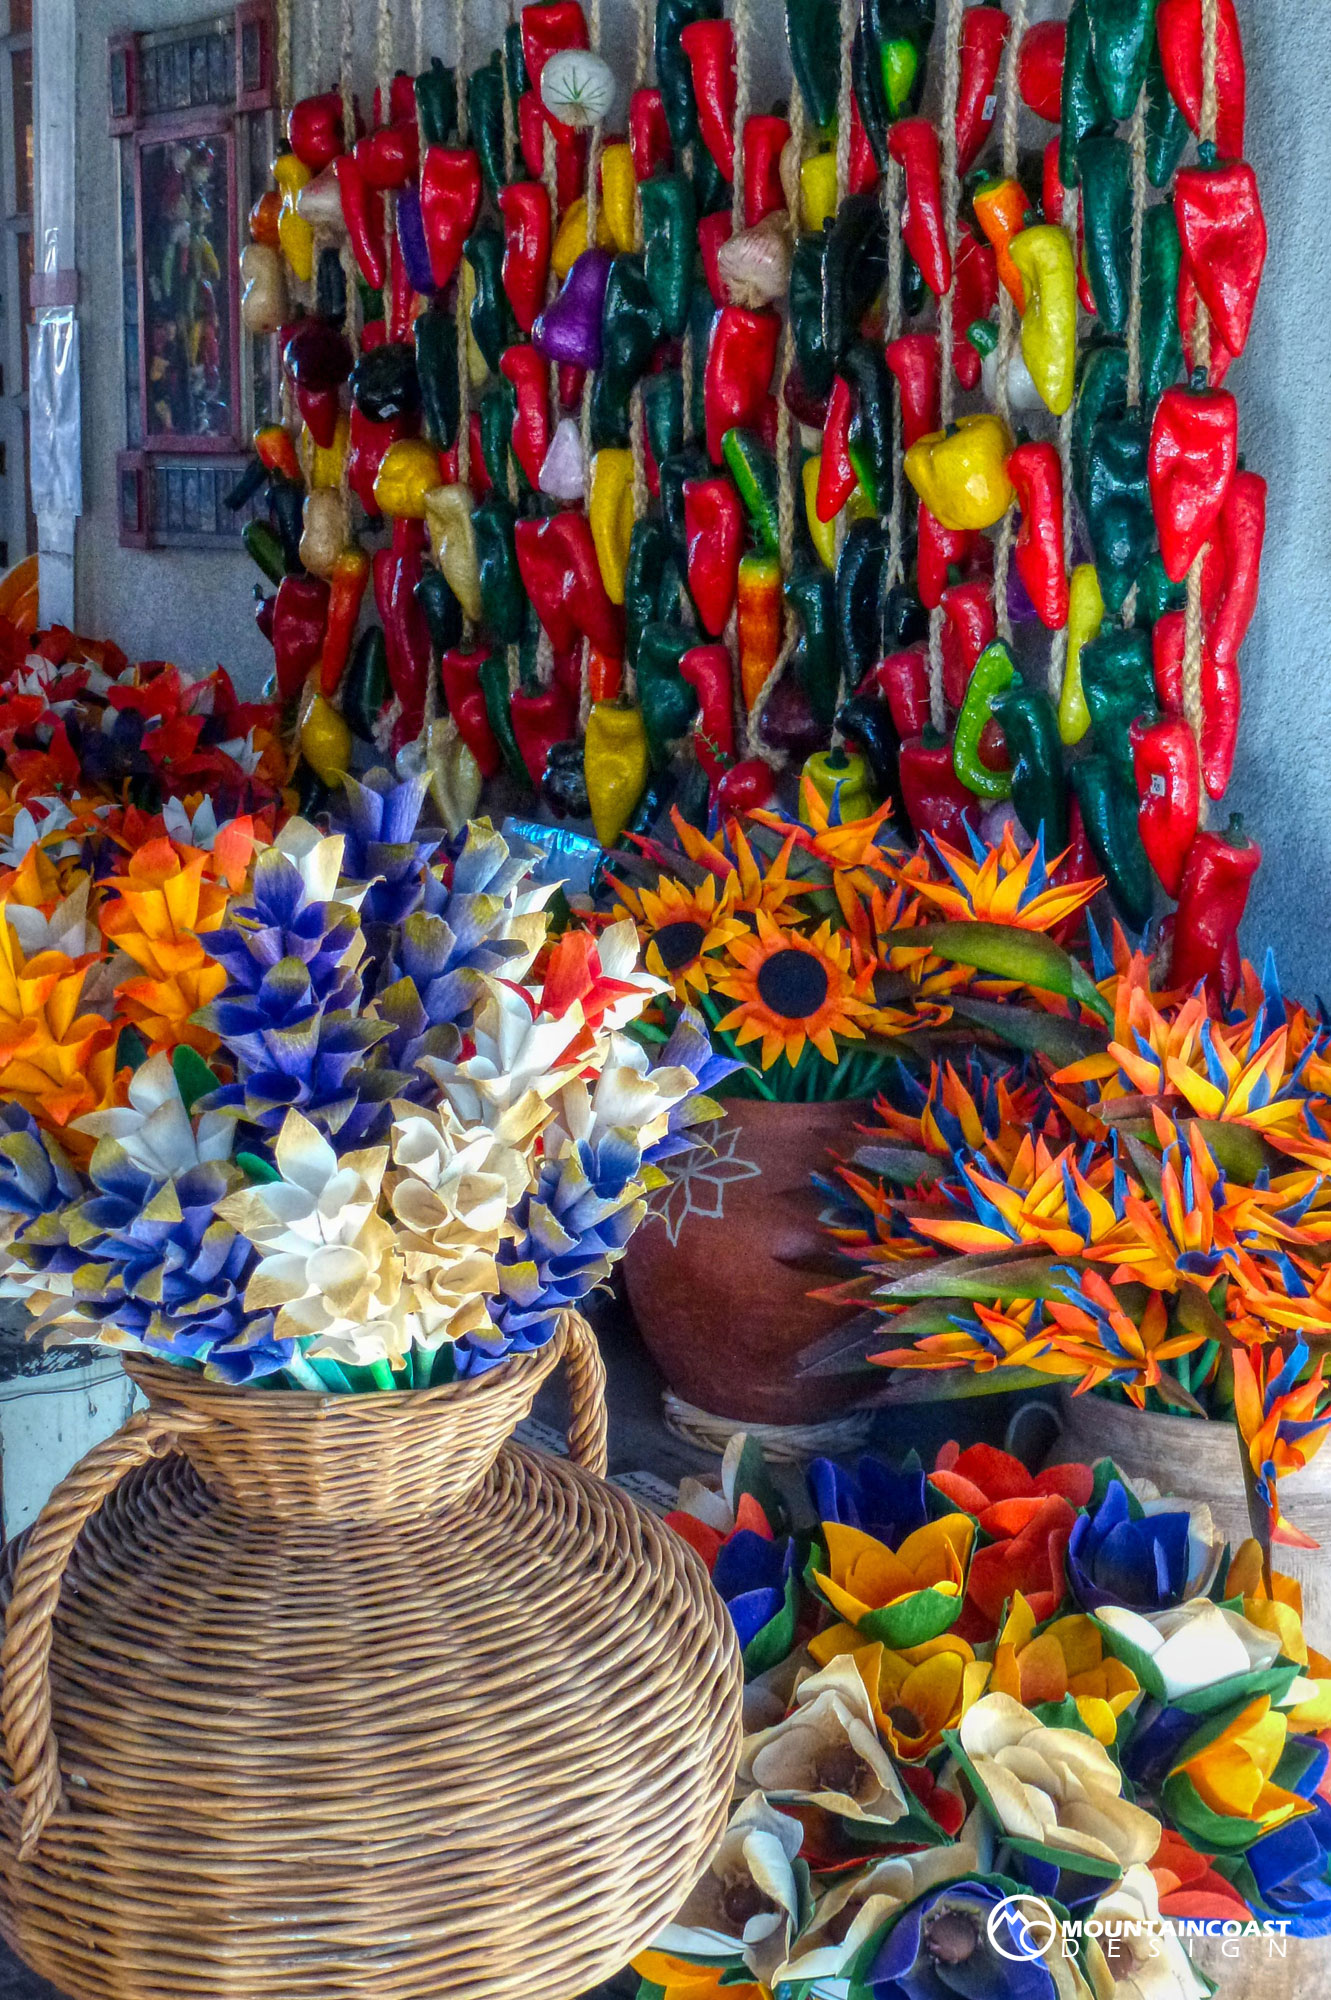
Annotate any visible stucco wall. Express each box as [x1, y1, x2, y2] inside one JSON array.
[[68, 0, 1328, 986]]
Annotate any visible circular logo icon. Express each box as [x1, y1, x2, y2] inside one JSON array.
[[986, 1893, 1060, 1963]]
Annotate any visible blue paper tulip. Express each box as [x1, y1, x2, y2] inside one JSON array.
[[1067, 1480, 1204, 1613]]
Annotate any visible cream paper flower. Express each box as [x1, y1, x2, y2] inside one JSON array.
[[777, 1841, 982, 1986], [384, 1104, 530, 1347], [737, 1653, 910, 1826], [76, 1051, 232, 1178], [1097, 1599, 1284, 1702], [958, 1693, 1161, 1872], [218, 1110, 403, 1359], [544, 1035, 703, 1167], [423, 979, 586, 1144], [1084, 1864, 1210, 2000], [654, 1793, 804, 1987]]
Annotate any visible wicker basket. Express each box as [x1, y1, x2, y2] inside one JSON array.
[[0, 1312, 742, 2000]]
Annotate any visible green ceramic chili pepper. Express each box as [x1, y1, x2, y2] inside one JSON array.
[[692, 144, 729, 219], [659, 445, 711, 558], [1072, 752, 1154, 928], [642, 372, 685, 476], [656, 0, 723, 152], [853, 0, 935, 170], [786, 562, 840, 729], [316, 245, 347, 324], [267, 475, 306, 575], [466, 55, 508, 202], [1078, 135, 1132, 335], [688, 284, 712, 439], [1084, 0, 1156, 120], [625, 519, 683, 669], [1059, 0, 1113, 189], [884, 582, 929, 652], [1133, 550, 1186, 626], [504, 20, 529, 100], [900, 242, 927, 322], [1072, 342, 1129, 515], [242, 519, 288, 586], [953, 640, 1016, 798], [415, 565, 464, 655], [415, 306, 460, 450], [836, 691, 909, 833], [787, 0, 840, 130], [472, 492, 524, 645], [637, 620, 698, 767], [1145, 38, 1190, 188], [991, 680, 1067, 849], [415, 58, 458, 147], [479, 377, 517, 494], [640, 174, 696, 339], [343, 625, 390, 742], [722, 428, 780, 557], [842, 343, 895, 513], [464, 225, 513, 372], [1085, 413, 1154, 615], [592, 255, 663, 449], [478, 649, 530, 785], [1080, 626, 1156, 787], [790, 234, 833, 400], [1139, 203, 1183, 407], [835, 519, 891, 695], [823, 192, 891, 366]]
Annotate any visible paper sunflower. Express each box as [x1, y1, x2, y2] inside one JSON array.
[[712, 913, 877, 1069]]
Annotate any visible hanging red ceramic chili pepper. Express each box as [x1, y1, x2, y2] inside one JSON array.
[[1018, 18, 1066, 122], [955, 8, 1010, 174], [499, 182, 553, 334], [1150, 605, 1241, 801], [897, 734, 979, 844], [704, 308, 780, 464], [848, 96, 878, 196], [917, 504, 978, 610], [289, 92, 347, 171], [1042, 140, 1096, 314], [1131, 713, 1199, 897], [499, 346, 554, 490], [816, 377, 859, 522], [270, 574, 330, 703], [420, 148, 483, 292], [698, 212, 734, 309], [716, 759, 778, 812], [511, 680, 578, 787], [680, 644, 736, 782], [1168, 814, 1260, 997], [335, 155, 386, 290], [318, 548, 371, 699], [743, 115, 790, 227], [346, 407, 412, 517], [684, 477, 745, 637], [1204, 468, 1266, 668], [514, 513, 624, 658], [522, 0, 589, 94], [356, 118, 420, 192], [1174, 161, 1267, 362], [630, 89, 673, 180], [1178, 261, 1235, 387], [939, 581, 995, 711], [441, 649, 505, 780], [374, 519, 433, 739], [951, 234, 999, 388], [873, 648, 932, 736], [386, 235, 416, 344], [884, 334, 941, 447], [680, 19, 738, 183], [517, 93, 588, 212], [1148, 381, 1239, 582], [888, 119, 952, 299], [1007, 441, 1069, 629], [1156, 0, 1245, 160]]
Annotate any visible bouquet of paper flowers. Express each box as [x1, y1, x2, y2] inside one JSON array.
[[0, 769, 731, 1389], [637, 1433, 1331, 2000]]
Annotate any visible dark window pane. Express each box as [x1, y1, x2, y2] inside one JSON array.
[[11, 46, 32, 215], [138, 134, 234, 439]]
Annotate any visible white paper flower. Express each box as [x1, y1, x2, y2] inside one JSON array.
[[959, 1694, 1161, 1872], [593, 916, 668, 1030], [738, 1654, 910, 1826], [1084, 1864, 1210, 2000], [76, 1050, 232, 1177], [384, 1104, 528, 1347], [0, 795, 80, 868], [655, 1793, 804, 1986], [1097, 1599, 1283, 1701], [779, 1842, 982, 1986], [544, 1040, 700, 1161], [2, 877, 100, 958], [423, 978, 584, 1143]]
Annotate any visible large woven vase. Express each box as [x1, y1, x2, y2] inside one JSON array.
[[0, 1313, 742, 2000], [623, 1097, 867, 1426]]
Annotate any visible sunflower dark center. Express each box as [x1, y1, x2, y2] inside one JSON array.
[[755, 947, 830, 1020], [653, 919, 708, 972]]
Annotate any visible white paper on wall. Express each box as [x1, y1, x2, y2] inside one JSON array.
[[28, 308, 82, 519]]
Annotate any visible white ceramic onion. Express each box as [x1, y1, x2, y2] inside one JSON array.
[[539, 47, 616, 129]]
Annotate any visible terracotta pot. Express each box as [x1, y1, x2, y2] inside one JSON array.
[[623, 1096, 866, 1425]]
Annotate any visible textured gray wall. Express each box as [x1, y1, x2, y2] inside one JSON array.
[[70, 0, 1326, 986]]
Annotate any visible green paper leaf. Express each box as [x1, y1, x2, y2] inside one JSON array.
[[851, 1143, 946, 1185], [1160, 1769, 1279, 1854], [882, 923, 1114, 1022], [742, 1569, 799, 1679], [114, 1026, 149, 1072], [171, 1043, 218, 1114], [949, 996, 1110, 1066], [873, 1253, 1064, 1304], [237, 1151, 282, 1184]]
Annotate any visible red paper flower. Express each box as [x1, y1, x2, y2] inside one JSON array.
[[932, 1444, 1091, 1641]]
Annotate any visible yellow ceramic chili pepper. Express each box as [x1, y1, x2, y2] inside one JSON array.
[[300, 692, 353, 785], [1058, 563, 1105, 745], [802, 458, 838, 568], [800, 153, 838, 234], [305, 413, 350, 490], [588, 449, 635, 604], [424, 483, 483, 622], [425, 717, 483, 834], [599, 145, 638, 254], [459, 262, 489, 387], [584, 702, 650, 847], [801, 748, 876, 823], [272, 154, 314, 284], [737, 553, 782, 709], [374, 438, 443, 519], [552, 195, 614, 279], [1008, 224, 1078, 417], [903, 414, 1015, 532]]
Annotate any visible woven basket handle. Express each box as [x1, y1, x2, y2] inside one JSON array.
[[559, 1312, 608, 1478], [0, 1408, 201, 1861]]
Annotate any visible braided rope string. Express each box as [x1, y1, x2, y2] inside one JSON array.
[[309, 0, 323, 87], [338, 0, 361, 359], [990, 0, 1027, 643], [276, 0, 293, 115], [412, 0, 425, 78], [731, 0, 750, 236], [1182, 0, 1220, 820], [927, 0, 966, 733], [883, 157, 906, 589]]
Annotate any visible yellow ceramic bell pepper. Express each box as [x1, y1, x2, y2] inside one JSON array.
[[800, 153, 838, 234], [459, 262, 489, 388], [272, 154, 314, 284], [306, 413, 349, 490], [801, 748, 876, 824], [299, 693, 352, 785], [1058, 563, 1105, 745], [599, 145, 638, 253], [552, 195, 613, 279], [1008, 224, 1078, 417], [424, 483, 483, 623], [588, 449, 635, 604], [585, 702, 650, 848], [374, 438, 443, 519], [802, 457, 838, 569], [903, 414, 1015, 532]]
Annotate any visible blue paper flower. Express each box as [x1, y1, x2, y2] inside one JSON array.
[[712, 1529, 798, 1654], [1244, 1736, 1331, 1936], [808, 1453, 929, 1545], [1067, 1479, 1219, 1614], [328, 767, 438, 927], [862, 1880, 1064, 1998]]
